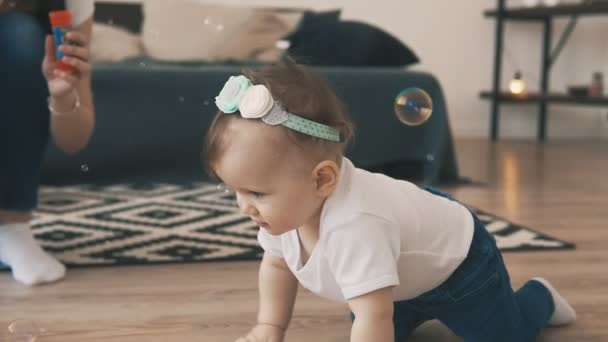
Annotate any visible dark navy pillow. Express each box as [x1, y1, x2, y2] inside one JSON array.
[[286, 18, 419, 67]]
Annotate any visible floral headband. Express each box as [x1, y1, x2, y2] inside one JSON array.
[[215, 75, 342, 142]]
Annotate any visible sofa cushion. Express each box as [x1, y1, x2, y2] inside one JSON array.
[[286, 19, 419, 67], [90, 23, 143, 62], [283, 9, 341, 43], [141, 0, 300, 63], [94, 1, 143, 33]]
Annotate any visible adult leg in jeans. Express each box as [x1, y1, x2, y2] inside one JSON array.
[[0, 11, 66, 285]]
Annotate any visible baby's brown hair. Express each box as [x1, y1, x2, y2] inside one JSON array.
[[204, 61, 354, 177]]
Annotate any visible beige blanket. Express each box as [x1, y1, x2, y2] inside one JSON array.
[[141, 0, 302, 62]]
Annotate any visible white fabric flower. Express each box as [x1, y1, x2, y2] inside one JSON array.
[[239, 84, 275, 119]]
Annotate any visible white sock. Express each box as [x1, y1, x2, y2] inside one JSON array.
[[532, 277, 576, 326], [0, 223, 66, 285]]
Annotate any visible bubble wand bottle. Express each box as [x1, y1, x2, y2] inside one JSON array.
[[48, 10, 75, 73]]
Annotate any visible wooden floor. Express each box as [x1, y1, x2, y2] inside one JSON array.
[[1, 139, 607, 342]]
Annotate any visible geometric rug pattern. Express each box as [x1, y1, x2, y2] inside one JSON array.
[[3, 183, 574, 269]]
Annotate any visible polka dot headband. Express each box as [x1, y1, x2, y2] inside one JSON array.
[[215, 75, 341, 142]]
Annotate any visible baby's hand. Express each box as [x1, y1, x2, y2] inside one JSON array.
[[235, 323, 285, 342]]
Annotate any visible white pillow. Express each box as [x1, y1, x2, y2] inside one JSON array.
[[213, 11, 302, 62], [90, 23, 143, 62], [141, 0, 301, 62]]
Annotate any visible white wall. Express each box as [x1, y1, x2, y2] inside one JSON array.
[[100, 0, 608, 140]]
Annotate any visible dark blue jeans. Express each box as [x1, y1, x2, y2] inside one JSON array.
[[353, 188, 555, 341], [0, 11, 50, 211]]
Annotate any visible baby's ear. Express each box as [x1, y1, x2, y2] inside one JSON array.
[[312, 160, 340, 197]]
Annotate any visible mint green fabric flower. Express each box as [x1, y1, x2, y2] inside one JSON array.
[[215, 75, 252, 113]]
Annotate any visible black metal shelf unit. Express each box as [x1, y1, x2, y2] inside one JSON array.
[[482, 1, 608, 141]]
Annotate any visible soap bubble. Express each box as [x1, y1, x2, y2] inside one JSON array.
[[394, 88, 433, 126], [148, 29, 160, 40], [7, 320, 41, 342], [275, 40, 291, 50], [81, 164, 89, 172], [216, 184, 231, 194], [202, 17, 225, 33]]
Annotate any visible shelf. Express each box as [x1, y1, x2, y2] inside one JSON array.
[[484, 2, 608, 20], [483, 0, 608, 141], [480, 91, 608, 105]]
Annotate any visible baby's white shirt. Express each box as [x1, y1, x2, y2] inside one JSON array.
[[258, 157, 474, 302]]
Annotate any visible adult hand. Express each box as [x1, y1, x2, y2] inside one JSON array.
[[42, 30, 91, 98]]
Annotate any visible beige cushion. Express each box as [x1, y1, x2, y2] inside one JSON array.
[[90, 23, 143, 62], [141, 0, 301, 62]]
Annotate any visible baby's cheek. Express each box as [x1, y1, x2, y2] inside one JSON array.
[[257, 204, 272, 218]]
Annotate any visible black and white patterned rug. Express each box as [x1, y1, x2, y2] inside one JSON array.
[[2, 183, 575, 269]]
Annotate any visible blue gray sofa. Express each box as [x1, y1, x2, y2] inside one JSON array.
[[42, 60, 461, 186]]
